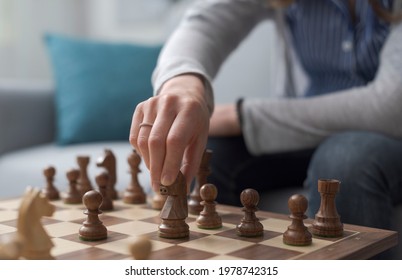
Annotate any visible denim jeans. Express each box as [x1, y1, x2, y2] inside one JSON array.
[[206, 131, 402, 231]]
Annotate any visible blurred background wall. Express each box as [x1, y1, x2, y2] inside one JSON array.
[[0, 0, 277, 103]]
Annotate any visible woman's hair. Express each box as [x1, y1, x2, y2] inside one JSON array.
[[268, 0, 402, 23], [369, 0, 402, 22]]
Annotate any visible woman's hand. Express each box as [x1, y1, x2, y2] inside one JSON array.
[[129, 74, 210, 192]]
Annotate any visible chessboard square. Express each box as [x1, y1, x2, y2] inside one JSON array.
[[0, 224, 16, 235], [44, 221, 81, 237], [0, 199, 21, 210], [51, 237, 91, 257], [260, 235, 334, 256], [105, 207, 159, 220], [150, 245, 217, 260], [107, 220, 157, 235], [310, 227, 358, 241], [96, 236, 176, 258], [149, 239, 175, 252], [207, 255, 245, 260], [0, 210, 18, 222], [219, 213, 245, 225], [50, 199, 85, 210], [61, 230, 129, 245], [94, 238, 133, 256], [51, 209, 86, 222], [145, 230, 208, 245], [215, 228, 282, 243], [57, 246, 128, 260], [260, 218, 291, 233], [228, 243, 302, 260], [70, 215, 132, 227], [188, 221, 233, 234], [180, 235, 254, 255]]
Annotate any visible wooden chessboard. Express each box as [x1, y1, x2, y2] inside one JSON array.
[[0, 196, 397, 260]]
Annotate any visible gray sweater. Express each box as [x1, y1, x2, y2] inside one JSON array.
[[152, 0, 402, 155]]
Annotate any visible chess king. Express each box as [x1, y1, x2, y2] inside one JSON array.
[[158, 171, 189, 238]]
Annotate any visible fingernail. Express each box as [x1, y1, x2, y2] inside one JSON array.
[[161, 174, 173, 186]]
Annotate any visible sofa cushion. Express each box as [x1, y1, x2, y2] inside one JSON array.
[[45, 34, 161, 145]]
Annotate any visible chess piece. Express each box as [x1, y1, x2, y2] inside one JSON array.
[[79, 190, 108, 241], [17, 187, 55, 259], [41, 166, 60, 200], [312, 179, 343, 237], [283, 194, 312, 246], [188, 149, 212, 215], [0, 234, 23, 260], [123, 150, 146, 204], [152, 191, 167, 210], [129, 236, 152, 260], [236, 188, 264, 237], [96, 172, 114, 211], [96, 149, 118, 199], [63, 168, 82, 204], [158, 171, 189, 239], [196, 183, 222, 229], [77, 155, 93, 196]]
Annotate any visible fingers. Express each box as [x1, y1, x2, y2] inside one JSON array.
[[129, 75, 210, 193], [129, 99, 155, 169], [181, 136, 209, 193], [160, 100, 210, 191], [148, 105, 177, 191]]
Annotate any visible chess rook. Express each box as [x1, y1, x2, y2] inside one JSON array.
[[79, 190, 108, 241], [283, 194, 312, 246], [236, 188, 264, 237], [196, 183, 222, 229], [312, 179, 343, 237]]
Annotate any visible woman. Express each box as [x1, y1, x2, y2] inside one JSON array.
[[129, 0, 402, 245]]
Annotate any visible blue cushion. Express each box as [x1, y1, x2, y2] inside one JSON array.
[[45, 34, 161, 145]]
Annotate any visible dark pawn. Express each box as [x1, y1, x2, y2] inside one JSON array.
[[196, 183, 222, 229], [63, 168, 82, 204], [283, 194, 312, 246], [79, 190, 107, 241], [236, 188, 264, 237], [123, 150, 146, 204], [76, 156, 93, 196], [42, 166, 60, 200], [96, 172, 114, 211]]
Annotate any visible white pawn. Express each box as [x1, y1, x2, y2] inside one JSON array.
[[130, 236, 152, 260]]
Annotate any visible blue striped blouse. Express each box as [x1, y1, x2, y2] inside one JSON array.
[[286, 0, 392, 97]]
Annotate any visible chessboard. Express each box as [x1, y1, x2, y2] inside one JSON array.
[[0, 193, 397, 260]]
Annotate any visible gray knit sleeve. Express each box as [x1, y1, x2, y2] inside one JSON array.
[[152, 0, 273, 115], [242, 21, 402, 155]]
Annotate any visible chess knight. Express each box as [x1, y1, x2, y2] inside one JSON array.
[[158, 172, 189, 238]]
